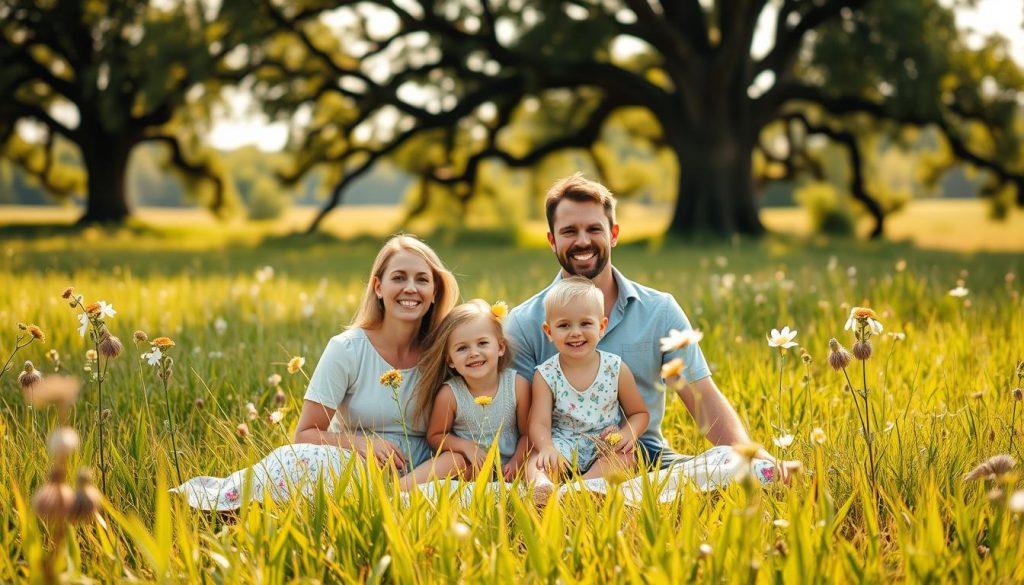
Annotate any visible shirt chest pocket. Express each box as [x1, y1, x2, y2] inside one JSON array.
[[618, 342, 654, 370]]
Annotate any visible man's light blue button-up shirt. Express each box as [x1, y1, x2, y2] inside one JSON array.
[[505, 267, 710, 445]]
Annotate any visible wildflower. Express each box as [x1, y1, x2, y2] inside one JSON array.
[[25, 325, 45, 342], [661, 357, 685, 379], [895, 259, 907, 272], [78, 314, 89, 337], [1009, 490, 1024, 513], [605, 432, 622, 446], [660, 328, 704, 352], [288, 356, 305, 375], [451, 521, 471, 540], [698, 543, 713, 557], [379, 368, 402, 390], [46, 349, 59, 362], [274, 388, 287, 405], [68, 468, 103, 524], [24, 375, 80, 408], [236, 423, 250, 438], [246, 402, 258, 420], [766, 327, 798, 350], [268, 410, 284, 425], [194, 398, 205, 409], [852, 341, 872, 361], [85, 349, 97, 361], [773, 434, 794, 449], [268, 373, 282, 387], [98, 333, 123, 358], [32, 468, 74, 524], [47, 427, 80, 462], [255, 265, 274, 283], [133, 330, 148, 343], [214, 318, 227, 335], [141, 347, 162, 366], [773, 518, 790, 528], [18, 361, 41, 390], [801, 351, 813, 365], [1013, 388, 1023, 402], [963, 454, 1016, 482], [844, 307, 883, 335], [948, 286, 969, 298], [827, 339, 853, 370], [490, 301, 508, 321], [151, 336, 175, 348], [93, 301, 116, 319], [84, 302, 102, 315], [61, 287, 74, 299], [474, 395, 493, 406], [810, 427, 827, 445]]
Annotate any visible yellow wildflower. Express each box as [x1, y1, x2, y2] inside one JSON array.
[[288, 356, 306, 374], [490, 301, 509, 321], [379, 369, 402, 389], [474, 395, 493, 406], [661, 357, 685, 379], [151, 336, 175, 348], [605, 432, 622, 446]]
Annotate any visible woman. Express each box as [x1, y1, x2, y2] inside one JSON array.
[[175, 235, 464, 510]]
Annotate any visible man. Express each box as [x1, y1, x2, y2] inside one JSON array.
[[506, 173, 783, 473]]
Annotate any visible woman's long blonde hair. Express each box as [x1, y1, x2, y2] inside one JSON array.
[[413, 299, 512, 426], [351, 234, 460, 343]]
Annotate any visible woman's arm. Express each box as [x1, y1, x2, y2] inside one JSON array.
[[294, 399, 407, 469], [615, 363, 649, 454]]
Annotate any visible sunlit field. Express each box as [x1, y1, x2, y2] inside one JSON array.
[[1, 204, 1023, 582]]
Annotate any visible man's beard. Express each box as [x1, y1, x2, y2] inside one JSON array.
[[557, 245, 608, 279]]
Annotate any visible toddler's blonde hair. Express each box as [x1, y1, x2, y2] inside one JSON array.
[[543, 276, 604, 319]]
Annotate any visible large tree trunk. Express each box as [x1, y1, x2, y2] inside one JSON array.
[[79, 133, 134, 224], [667, 127, 763, 236]]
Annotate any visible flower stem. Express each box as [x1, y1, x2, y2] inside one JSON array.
[[162, 376, 184, 488], [95, 337, 107, 494], [861, 358, 878, 503], [0, 335, 33, 385]]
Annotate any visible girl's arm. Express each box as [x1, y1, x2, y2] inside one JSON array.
[[503, 374, 533, 479], [294, 399, 408, 469], [530, 370, 563, 471], [426, 385, 487, 467], [615, 363, 650, 454]]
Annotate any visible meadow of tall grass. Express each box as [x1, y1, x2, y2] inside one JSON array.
[[1, 226, 1022, 583]]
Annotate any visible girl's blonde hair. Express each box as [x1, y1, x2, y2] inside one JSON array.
[[413, 299, 512, 426], [351, 234, 460, 343]]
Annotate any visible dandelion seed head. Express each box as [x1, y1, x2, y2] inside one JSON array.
[[32, 473, 74, 525], [810, 427, 827, 445], [1009, 490, 1024, 513], [852, 340, 872, 361], [68, 468, 103, 524], [268, 410, 284, 424], [18, 361, 41, 390], [47, 427, 80, 461], [964, 454, 1016, 482], [98, 334, 123, 358]]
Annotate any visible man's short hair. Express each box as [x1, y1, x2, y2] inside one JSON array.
[[543, 276, 604, 318], [544, 173, 617, 233]]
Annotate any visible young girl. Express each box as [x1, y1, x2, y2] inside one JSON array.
[[529, 276, 650, 503], [415, 300, 533, 481]]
